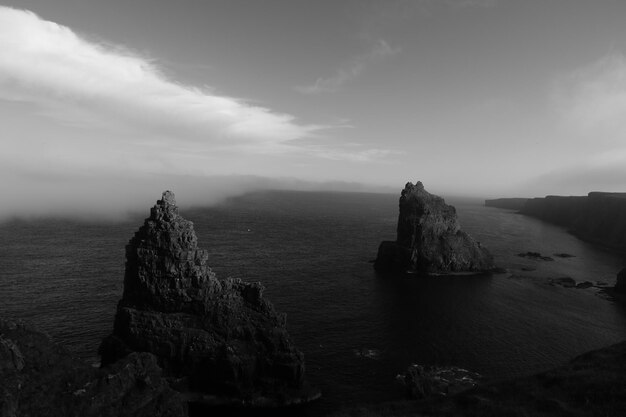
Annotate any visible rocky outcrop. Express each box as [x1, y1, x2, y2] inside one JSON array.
[[99, 191, 317, 408], [374, 182, 495, 274], [484, 198, 529, 211], [519, 192, 626, 252], [401, 364, 480, 399], [0, 318, 186, 417], [548, 277, 577, 288], [517, 252, 554, 261]]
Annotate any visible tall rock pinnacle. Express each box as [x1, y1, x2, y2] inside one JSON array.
[[122, 191, 217, 312], [100, 191, 318, 407], [375, 182, 495, 274]]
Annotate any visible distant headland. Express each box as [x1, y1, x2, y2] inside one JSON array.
[[486, 192, 626, 253]]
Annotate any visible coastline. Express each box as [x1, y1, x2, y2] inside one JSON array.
[[485, 193, 626, 255]]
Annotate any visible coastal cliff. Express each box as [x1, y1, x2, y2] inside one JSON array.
[[375, 182, 494, 274], [99, 191, 317, 407], [519, 192, 626, 252]]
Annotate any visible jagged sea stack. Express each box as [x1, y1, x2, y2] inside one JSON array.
[[100, 191, 317, 407], [375, 182, 494, 274]]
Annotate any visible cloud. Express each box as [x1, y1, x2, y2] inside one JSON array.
[[0, 6, 400, 168], [295, 40, 400, 95], [554, 53, 626, 138], [0, 6, 319, 148], [508, 52, 626, 196], [0, 6, 403, 220]]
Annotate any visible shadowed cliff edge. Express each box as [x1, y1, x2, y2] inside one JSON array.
[[99, 191, 319, 408], [375, 182, 495, 275]]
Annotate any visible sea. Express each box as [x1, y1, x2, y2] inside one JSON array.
[[2, 190, 626, 415]]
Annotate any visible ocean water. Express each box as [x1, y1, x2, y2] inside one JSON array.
[[1, 190, 626, 414]]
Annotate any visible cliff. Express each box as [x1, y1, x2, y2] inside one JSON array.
[[519, 192, 626, 252], [99, 191, 318, 408], [0, 318, 186, 417], [484, 198, 529, 211], [374, 182, 495, 274]]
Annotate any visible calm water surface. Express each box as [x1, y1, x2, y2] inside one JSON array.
[[1, 190, 625, 413]]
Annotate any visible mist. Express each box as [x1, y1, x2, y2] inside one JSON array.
[[0, 171, 397, 222]]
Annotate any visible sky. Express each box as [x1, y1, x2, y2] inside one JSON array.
[[2, 0, 626, 217]]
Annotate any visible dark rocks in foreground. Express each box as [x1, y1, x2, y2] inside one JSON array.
[[375, 182, 495, 275], [438, 340, 626, 417], [333, 340, 626, 417], [99, 191, 318, 408], [0, 318, 186, 417]]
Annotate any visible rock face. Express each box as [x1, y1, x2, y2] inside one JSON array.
[[0, 318, 186, 417], [375, 182, 494, 274], [99, 191, 315, 407]]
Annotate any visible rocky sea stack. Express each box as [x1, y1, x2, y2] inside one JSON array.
[[375, 182, 495, 274], [99, 191, 318, 408]]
